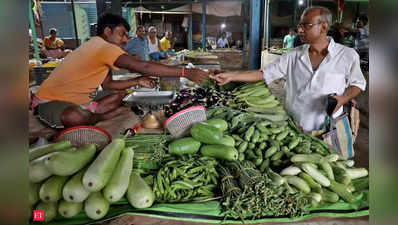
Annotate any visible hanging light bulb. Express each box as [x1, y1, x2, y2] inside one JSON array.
[[221, 23, 226, 29], [298, 0, 304, 5]]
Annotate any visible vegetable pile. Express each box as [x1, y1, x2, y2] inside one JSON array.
[[164, 87, 231, 117], [29, 138, 155, 222], [153, 155, 219, 203], [29, 81, 369, 223]]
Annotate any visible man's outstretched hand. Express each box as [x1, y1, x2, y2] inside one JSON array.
[[185, 68, 210, 84], [209, 72, 235, 86]]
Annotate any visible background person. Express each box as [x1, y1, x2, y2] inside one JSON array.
[[283, 28, 295, 49], [217, 32, 229, 48], [147, 26, 167, 61], [160, 31, 176, 54], [125, 25, 150, 61]]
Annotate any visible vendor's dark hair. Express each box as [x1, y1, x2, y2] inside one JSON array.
[[97, 13, 130, 36]]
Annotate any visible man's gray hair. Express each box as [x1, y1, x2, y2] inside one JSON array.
[[148, 26, 157, 32], [301, 6, 332, 30]]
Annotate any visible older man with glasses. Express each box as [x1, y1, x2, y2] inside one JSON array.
[[211, 6, 366, 132]]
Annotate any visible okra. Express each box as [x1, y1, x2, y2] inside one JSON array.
[[248, 143, 255, 150]]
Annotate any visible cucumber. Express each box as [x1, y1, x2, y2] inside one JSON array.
[[127, 172, 155, 208], [58, 200, 83, 218], [244, 126, 255, 141], [232, 134, 244, 142], [29, 182, 40, 206], [299, 172, 322, 190], [345, 168, 368, 179], [207, 119, 228, 132], [280, 166, 301, 176], [29, 140, 72, 161], [168, 137, 201, 156], [267, 168, 285, 186], [321, 188, 339, 203], [332, 165, 351, 185], [285, 176, 311, 193], [39, 175, 69, 202], [83, 138, 125, 192], [220, 135, 235, 147], [35, 201, 58, 222], [291, 154, 323, 163], [238, 152, 245, 161], [288, 137, 301, 150], [103, 147, 134, 202], [301, 163, 330, 187], [269, 126, 284, 134], [200, 145, 238, 161], [352, 177, 369, 192], [320, 160, 334, 180], [307, 192, 322, 207], [44, 144, 96, 176], [84, 192, 110, 220], [29, 155, 52, 183], [190, 122, 223, 144], [276, 130, 289, 141], [251, 130, 260, 143], [264, 146, 278, 158], [328, 180, 356, 203], [63, 168, 90, 203], [271, 151, 284, 161], [238, 141, 248, 153]]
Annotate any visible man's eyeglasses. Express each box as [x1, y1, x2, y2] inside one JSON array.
[[297, 22, 322, 30]]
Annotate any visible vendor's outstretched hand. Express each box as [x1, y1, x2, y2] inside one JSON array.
[[137, 76, 158, 88], [210, 72, 235, 86], [185, 68, 210, 84]]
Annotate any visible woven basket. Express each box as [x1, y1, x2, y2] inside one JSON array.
[[164, 106, 206, 138], [54, 126, 112, 151]]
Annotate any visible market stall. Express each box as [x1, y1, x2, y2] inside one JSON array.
[[29, 80, 369, 225], [209, 49, 243, 70]]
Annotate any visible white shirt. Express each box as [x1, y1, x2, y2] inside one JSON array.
[[217, 38, 229, 48], [147, 36, 159, 54], [262, 38, 366, 132]]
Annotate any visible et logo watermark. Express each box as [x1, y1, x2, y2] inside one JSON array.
[[33, 210, 45, 222]]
